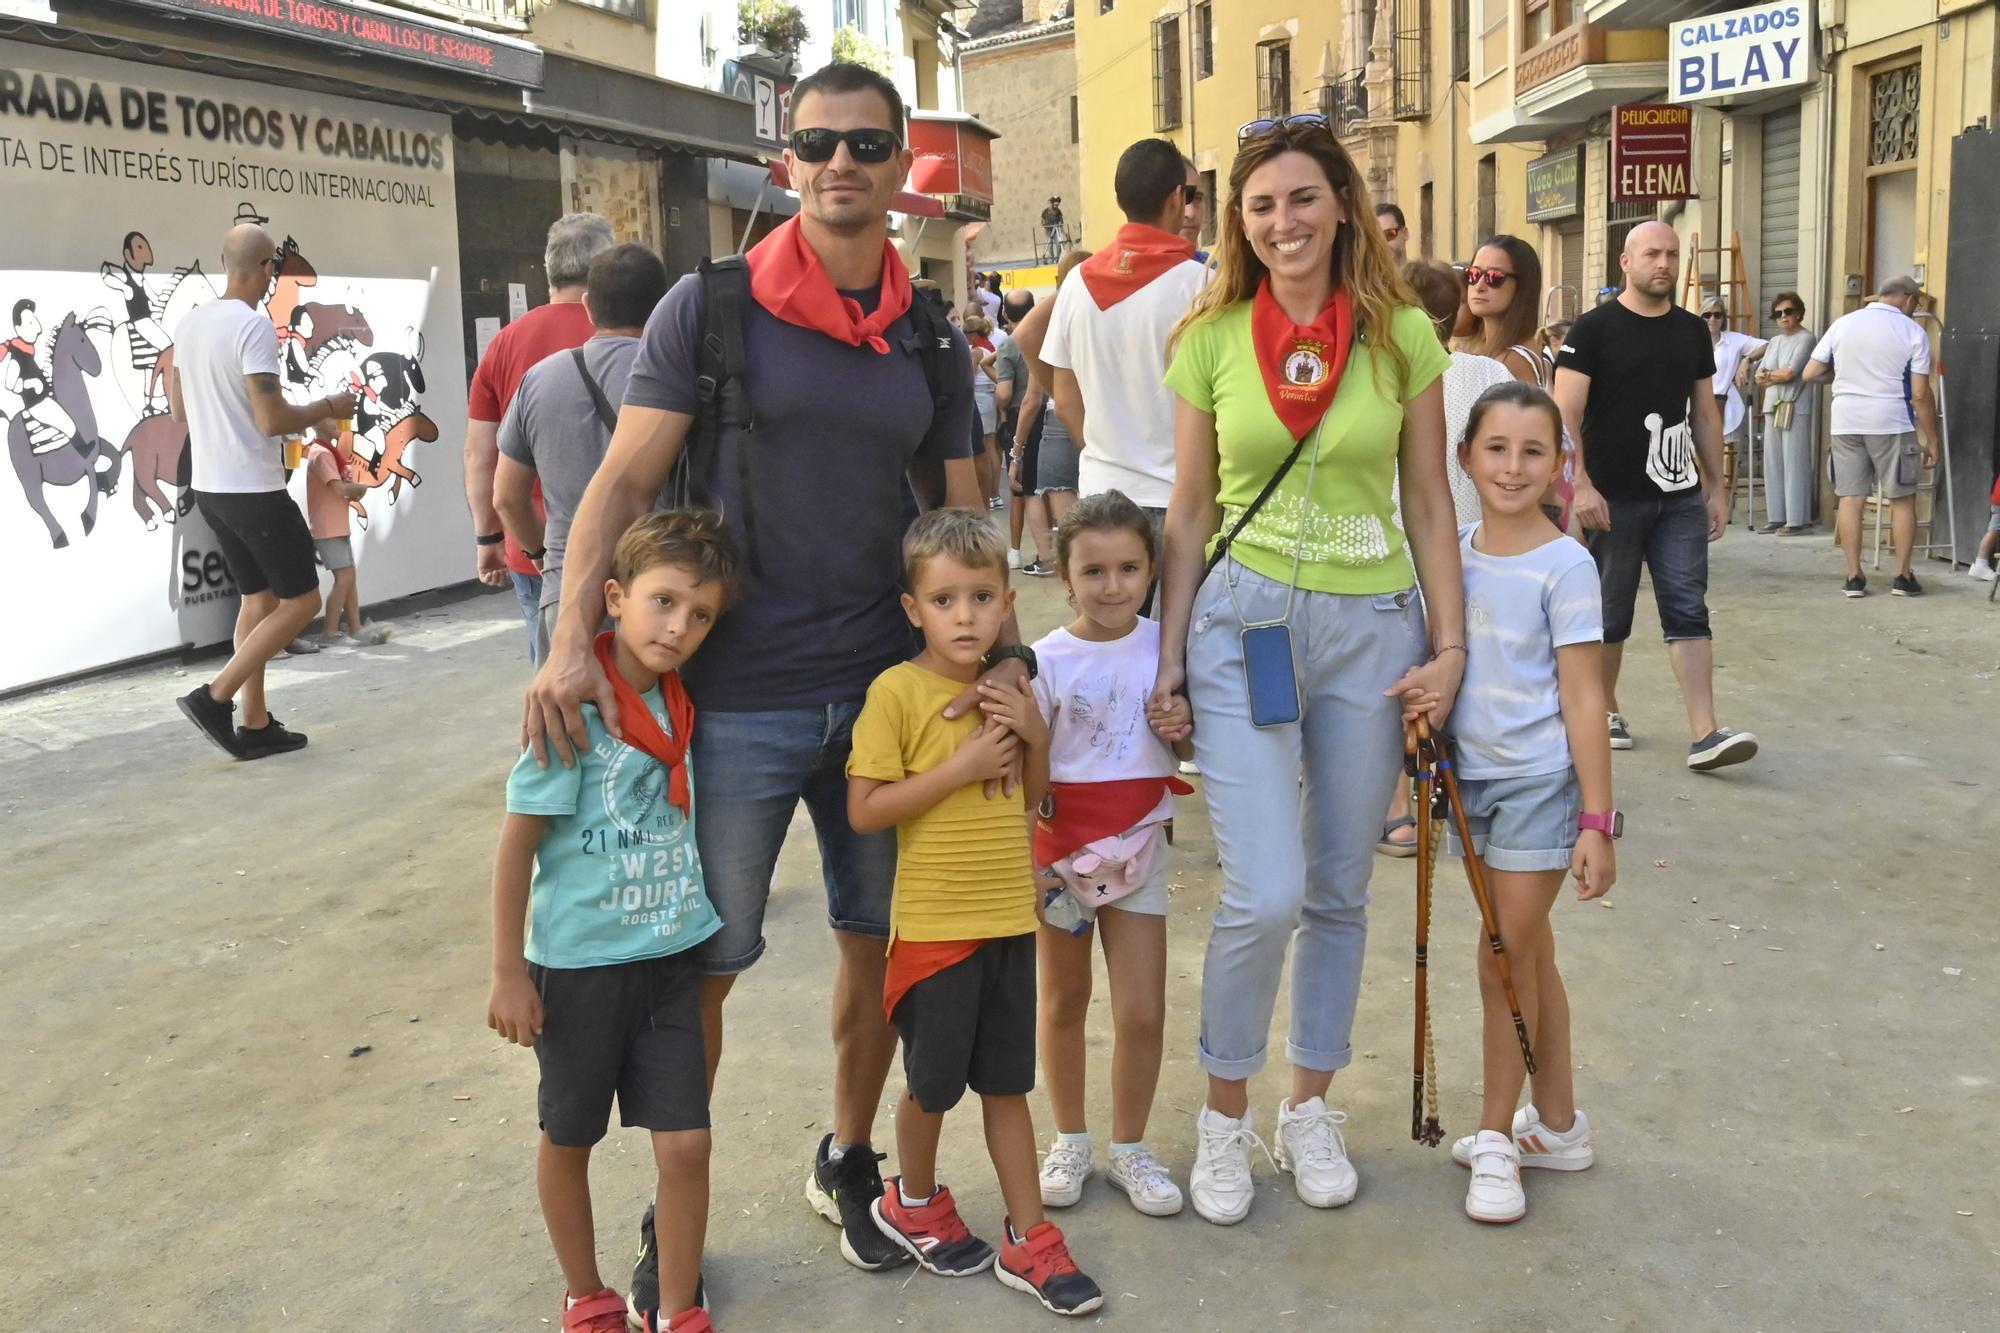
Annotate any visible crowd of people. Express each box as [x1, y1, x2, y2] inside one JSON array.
[[163, 56, 1970, 1333]]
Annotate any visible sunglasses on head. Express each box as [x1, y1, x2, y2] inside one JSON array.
[[1237, 113, 1331, 144], [1463, 266, 1514, 289], [788, 127, 900, 164]]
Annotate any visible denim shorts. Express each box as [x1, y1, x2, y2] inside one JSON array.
[[1585, 490, 1711, 644], [1442, 766, 1581, 873], [690, 703, 896, 974], [1985, 503, 2000, 535]]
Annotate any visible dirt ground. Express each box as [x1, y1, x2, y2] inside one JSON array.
[[4, 530, 1996, 1332]]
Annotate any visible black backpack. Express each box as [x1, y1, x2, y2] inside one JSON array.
[[675, 255, 959, 576]]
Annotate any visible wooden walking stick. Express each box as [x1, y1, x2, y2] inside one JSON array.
[[1408, 722, 1444, 1146], [1417, 718, 1537, 1078]]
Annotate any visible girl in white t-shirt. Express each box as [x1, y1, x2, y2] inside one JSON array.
[[1030, 491, 1194, 1221], [1432, 382, 1617, 1225]]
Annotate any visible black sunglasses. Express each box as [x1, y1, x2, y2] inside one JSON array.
[[1772, 306, 1802, 318], [1237, 113, 1331, 144], [788, 127, 901, 164], [1703, 310, 1728, 320]]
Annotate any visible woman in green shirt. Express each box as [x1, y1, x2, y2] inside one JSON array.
[[1150, 116, 1466, 1226]]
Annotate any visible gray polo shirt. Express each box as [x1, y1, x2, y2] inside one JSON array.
[[497, 333, 639, 610]]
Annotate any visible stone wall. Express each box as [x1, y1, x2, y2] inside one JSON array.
[[963, 30, 1081, 267]]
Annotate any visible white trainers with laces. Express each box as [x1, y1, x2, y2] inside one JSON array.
[[1464, 1130, 1526, 1224], [1038, 1137, 1093, 1208], [1451, 1105, 1595, 1171], [1274, 1097, 1358, 1208], [1105, 1144, 1183, 1216], [1189, 1106, 1271, 1226]]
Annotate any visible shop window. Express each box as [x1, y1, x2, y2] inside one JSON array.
[[1154, 16, 1185, 131], [1194, 2, 1216, 80], [1257, 38, 1293, 119]]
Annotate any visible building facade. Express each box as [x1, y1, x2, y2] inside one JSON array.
[[962, 1, 1082, 269]]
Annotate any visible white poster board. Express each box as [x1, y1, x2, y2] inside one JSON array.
[[0, 39, 469, 690]]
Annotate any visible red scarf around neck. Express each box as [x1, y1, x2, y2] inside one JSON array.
[[745, 215, 913, 354], [593, 631, 696, 819], [1077, 222, 1197, 309], [1251, 277, 1355, 439]]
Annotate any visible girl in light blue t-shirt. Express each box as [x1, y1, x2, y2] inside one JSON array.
[[1441, 382, 1618, 1227]]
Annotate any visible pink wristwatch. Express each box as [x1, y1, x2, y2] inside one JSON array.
[[1578, 810, 1623, 839]]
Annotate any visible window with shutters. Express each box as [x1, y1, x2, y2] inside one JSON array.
[[1194, 2, 1215, 79], [1257, 38, 1293, 119], [1154, 16, 1184, 131], [1393, 0, 1431, 119]]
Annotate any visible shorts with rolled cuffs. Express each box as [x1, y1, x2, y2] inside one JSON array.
[[890, 933, 1036, 1114], [529, 951, 709, 1147], [1832, 432, 1921, 500], [315, 536, 354, 571], [1442, 765, 1582, 873]]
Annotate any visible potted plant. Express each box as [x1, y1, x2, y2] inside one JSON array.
[[737, 0, 809, 65], [832, 25, 894, 77]]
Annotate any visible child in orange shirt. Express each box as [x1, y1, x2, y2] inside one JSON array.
[[303, 419, 391, 647]]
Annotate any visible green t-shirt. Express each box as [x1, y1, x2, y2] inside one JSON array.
[[1163, 301, 1449, 593]]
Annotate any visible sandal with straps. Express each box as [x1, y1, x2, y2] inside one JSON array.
[[1376, 816, 1419, 858]]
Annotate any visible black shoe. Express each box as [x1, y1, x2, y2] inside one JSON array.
[[1891, 572, 1923, 597], [177, 685, 245, 758], [805, 1133, 910, 1271], [236, 716, 308, 758], [628, 1203, 705, 1331], [1842, 574, 1867, 598], [1687, 727, 1759, 772], [1020, 560, 1056, 577]]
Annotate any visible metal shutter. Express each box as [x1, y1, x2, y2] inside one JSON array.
[[1558, 218, 1584, 317], [1759, 107, 1802, 323]]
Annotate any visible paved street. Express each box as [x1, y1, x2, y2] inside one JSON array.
[[4, 531, 1996, 1332]]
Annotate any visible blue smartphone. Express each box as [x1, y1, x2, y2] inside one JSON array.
[[1241, 623, 1301, 728]]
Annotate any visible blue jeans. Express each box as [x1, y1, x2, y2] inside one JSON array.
[[509, 570, 543, 663], [1585, 490, 1711, 645], [691, 703, 897, 974], [1187, 559, 1427, 1079]]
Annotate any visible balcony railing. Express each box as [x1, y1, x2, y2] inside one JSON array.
[[380, 0, 549, 34], [1515, 20, 1606, 96]]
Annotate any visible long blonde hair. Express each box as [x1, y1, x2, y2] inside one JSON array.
[[1171, 128, 1413, 395]]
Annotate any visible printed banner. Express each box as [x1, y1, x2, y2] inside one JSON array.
[[0, 38, 468, 690]]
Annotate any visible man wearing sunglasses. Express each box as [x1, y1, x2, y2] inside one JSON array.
[[523, 61, 995, 1289], [1374, 202, 1408, 262], [1553, 220, 1759, 773]]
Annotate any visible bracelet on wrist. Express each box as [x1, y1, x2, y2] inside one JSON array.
[[1430, 644, 1466, 661], [475, 531, 505, 547], [524, 546, 546, 562]]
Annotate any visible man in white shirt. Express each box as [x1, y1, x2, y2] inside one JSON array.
[[1804, 275, 1941, 598], [1041, 138, 1209, 522], [171, 222, 356, 759]]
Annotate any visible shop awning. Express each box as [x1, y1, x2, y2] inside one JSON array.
[[514, 54, 768, 163], [767, 159, 946, 218]]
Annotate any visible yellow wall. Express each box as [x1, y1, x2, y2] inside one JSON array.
[[530, 1, 657, 74]]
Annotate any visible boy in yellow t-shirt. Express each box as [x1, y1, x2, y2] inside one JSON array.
[[846, 509, 1102, 1318]]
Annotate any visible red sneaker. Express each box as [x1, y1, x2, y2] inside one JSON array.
[[665, 1309, 715, 1332], [560, 1289, 628, 1333], [994, 1221, 1104, 1316], [869, 1177, 996, 1276]]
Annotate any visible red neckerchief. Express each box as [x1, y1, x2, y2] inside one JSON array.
[[1077, 222, 1197, 309], [277, 327, 305, 344], [744, 215, 912, 354], [1251, 277, 1355, 439], [592, 631, 696, 818], [347, 370, 379, 403], [970, 334, 994, 354], [6, 337, 35, 356], [1033, 776, 1193, 867]]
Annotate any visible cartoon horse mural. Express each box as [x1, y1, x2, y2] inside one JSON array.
[[117, 259, 218, 529], [348, 348, 432, 503], [7, 311, 121, 548], [265, 236, 316, 334], [107, 260, 214, 419]]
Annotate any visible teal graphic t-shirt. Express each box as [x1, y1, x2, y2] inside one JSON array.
[[505, 688, 719, 968]]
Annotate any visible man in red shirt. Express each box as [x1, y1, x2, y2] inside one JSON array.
[[462, 213, 616, 661]]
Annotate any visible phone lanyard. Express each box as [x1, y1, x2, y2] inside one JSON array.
[[1226, 413, 1328, 631]]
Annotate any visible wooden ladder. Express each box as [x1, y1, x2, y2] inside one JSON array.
[[1684, 231, 1754, 511]]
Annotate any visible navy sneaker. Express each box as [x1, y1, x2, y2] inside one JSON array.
[[236, 716, 308, 758], [805, 1133, 909, 1271], [628, 1203, 705, 1330]]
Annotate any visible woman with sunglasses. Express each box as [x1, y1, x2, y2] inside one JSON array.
[[1463, 236, 1549, 388], [1742, 294, 1816, 533], [1700, 299, 1768, 512], [1151, 114, 1463, 1226]]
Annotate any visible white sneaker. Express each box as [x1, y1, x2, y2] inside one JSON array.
[[1451, 1105, 1595, 1171], [1971, 560, 1998, 583], [1105, 1143, 1184, 1216], [1189, 1106, 1271, 1226], [1008, 548, 1023, 570], [1177, 758, 1200, 776], [1464, 1130, 1526, 1224], [1038, 1137, 1093, 1208], [1274, 1097, 1358, 1208]]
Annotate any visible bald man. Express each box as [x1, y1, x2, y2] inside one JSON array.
[[1553, 220, 1758, 772], [172, 222, 357, 760]]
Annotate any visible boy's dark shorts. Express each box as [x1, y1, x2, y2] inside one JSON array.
[[891, 933, 1036, 1114], [530, 951, 709, 1147]]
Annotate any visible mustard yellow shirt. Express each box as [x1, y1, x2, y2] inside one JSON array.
[[847, 661, 1038, 943]]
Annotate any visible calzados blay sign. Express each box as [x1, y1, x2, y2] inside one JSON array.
[[1670, 0, 1812, 104]]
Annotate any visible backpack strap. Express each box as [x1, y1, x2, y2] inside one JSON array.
[[569, 347, 619, 433], [903, 295, 957, 511], [693, 255, 763, 575]]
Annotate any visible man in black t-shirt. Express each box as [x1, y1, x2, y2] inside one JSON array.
[[1554, 221, 1758, 773]]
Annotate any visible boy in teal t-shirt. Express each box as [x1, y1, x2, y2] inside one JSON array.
[[488, 511, 738, 1333]]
